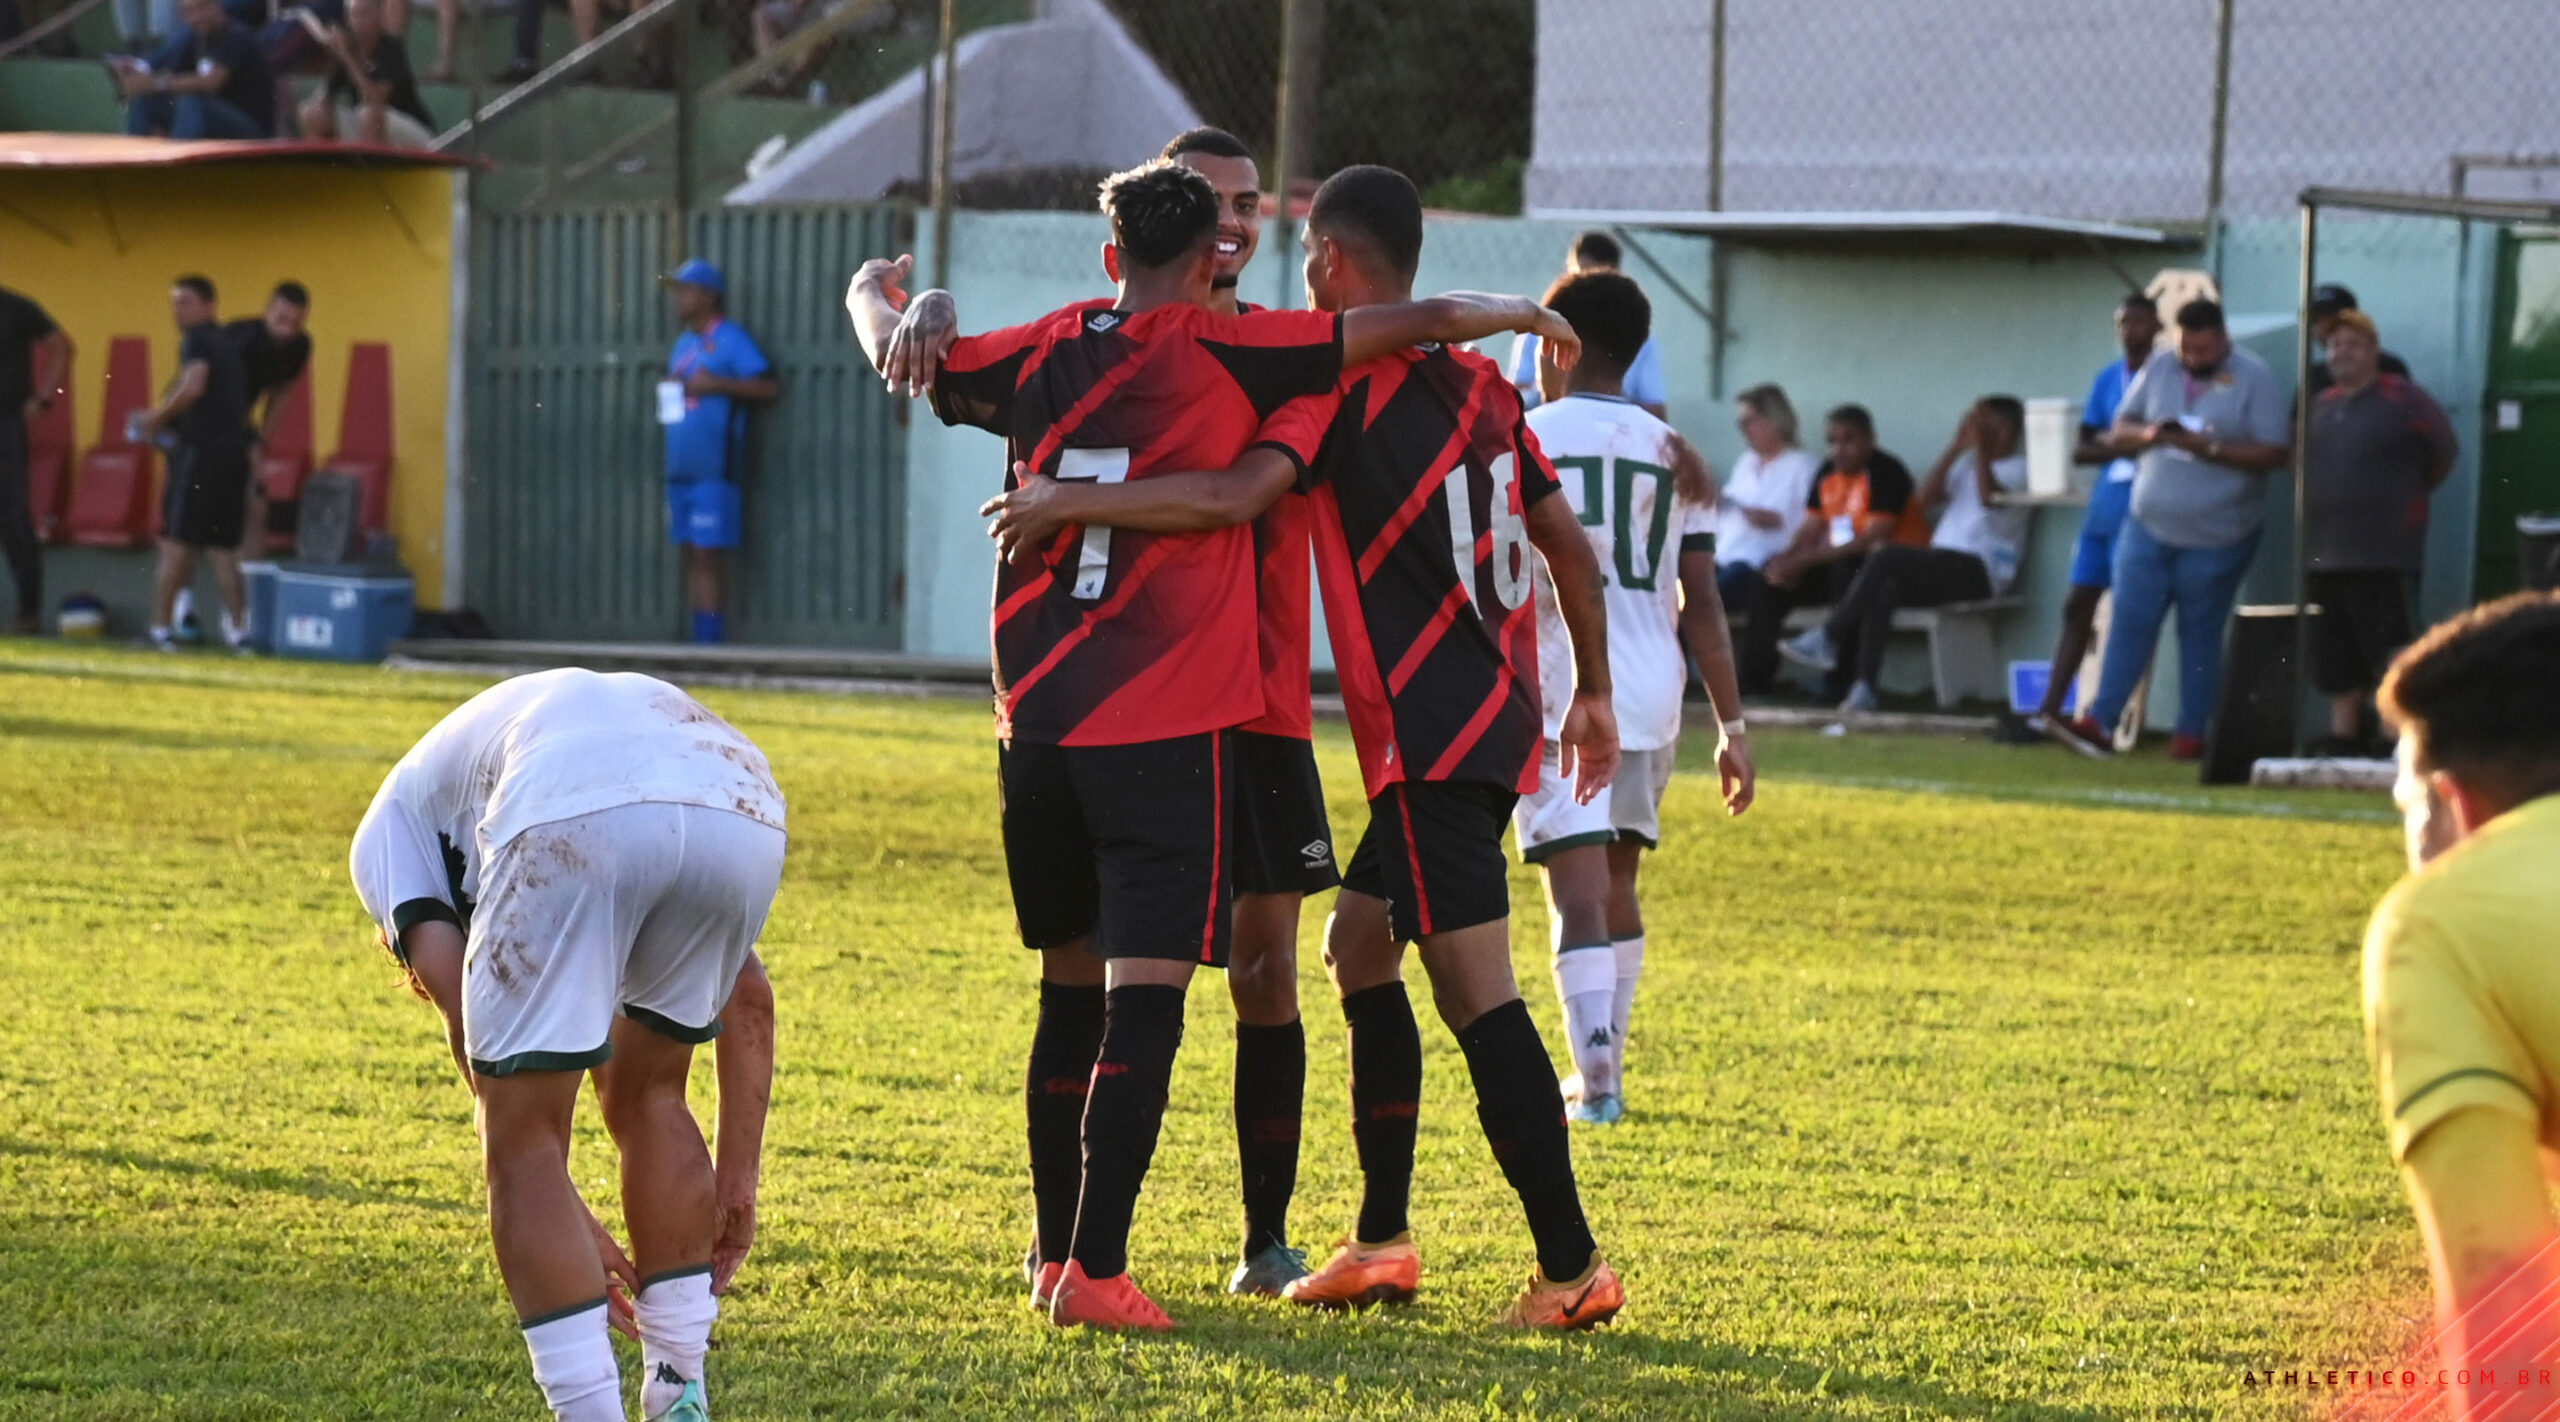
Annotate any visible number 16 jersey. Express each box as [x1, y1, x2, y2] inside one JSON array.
[[1252, 344, 1563, 800]]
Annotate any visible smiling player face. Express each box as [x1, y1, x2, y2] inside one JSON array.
[[1172, 151, 1262, 299]]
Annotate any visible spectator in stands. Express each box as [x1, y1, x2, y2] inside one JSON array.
[[2304, 310, 2457, 757], [2049, 298, 2291, 761], [1710, 381, 1819, 632], [109, 0, 180, 49], [2306, 284, 2409, 400], [224, 280, 313, 556], [0, 284, 71, 635], [111, 0, 275, 138], [1510, 230, 1667, 419], [135, 275, 255, 652], [1780, 397, 2032, 712], [497, 0, 627, 83], [297, 0, 436, 146], [2021, 292, 2163, 735], [660, 259, 778, 644], [1739, 403, 1919, 699]]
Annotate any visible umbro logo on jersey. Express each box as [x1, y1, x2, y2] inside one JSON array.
[[1300, 839, 1330, 864], [1087, 312, 1122, 332]]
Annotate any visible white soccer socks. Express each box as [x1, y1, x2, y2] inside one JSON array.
[[636, 1268, 718, 1418], [1611, 935, 1645, 1086], [522, 1301, 625, 1422], [1552, 943, 1618, 1100]]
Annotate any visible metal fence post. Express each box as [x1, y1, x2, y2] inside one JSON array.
[[929, 0, 958, 291], [2205, 0, 2235, 270], [1707, 0, 1727, 211], [1270, 0, 1321, 313], [2290, 194, 2317, 757]]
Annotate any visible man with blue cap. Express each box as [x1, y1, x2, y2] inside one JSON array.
[[661, 259, 778, 644]]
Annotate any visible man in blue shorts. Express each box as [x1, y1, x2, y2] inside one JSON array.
[[660, 260, 779, 644], [2024, 292, 2160, 734]]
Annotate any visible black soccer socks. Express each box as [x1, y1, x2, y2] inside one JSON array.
[[1070, 983, 1188, 1280], [1457, 997, 1599, 1282], [1342, 982, 1424, 1244], [1233, 1018, 1306, 1259], [1025, 981, 1105, 1267]]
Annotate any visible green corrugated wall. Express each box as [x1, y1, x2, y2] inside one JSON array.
[[466, 204, 911, 646]]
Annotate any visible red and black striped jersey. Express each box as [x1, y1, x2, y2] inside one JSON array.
[[1232, 302, 1316, 743], [1254, 344, 1562, 799], [932, 300, 1344, 746]]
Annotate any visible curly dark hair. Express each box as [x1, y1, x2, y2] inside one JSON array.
[[1097, 161, 1220, 271]]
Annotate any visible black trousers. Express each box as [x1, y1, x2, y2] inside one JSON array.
[[1740, 558, 1856, 695], [1822, 545, 1992, 687], [0, 412, 37, 622]]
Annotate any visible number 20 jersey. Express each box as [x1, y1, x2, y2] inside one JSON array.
[[1253, 344, 1563, 800], [1523, 393, 1715, 752]]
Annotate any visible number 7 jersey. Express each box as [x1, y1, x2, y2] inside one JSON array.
[[1252, 344, 1563, 800]]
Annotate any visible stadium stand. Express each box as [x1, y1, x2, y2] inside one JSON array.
[[63, 335, 156, 549], [323, 341, 393, 537]]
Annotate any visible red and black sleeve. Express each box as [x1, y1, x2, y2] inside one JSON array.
[[929, 319, 1048, 433], [1203, 309, 1346, 419], [1249, 388, 1345, 492], [1502, 382, 1564, 512]]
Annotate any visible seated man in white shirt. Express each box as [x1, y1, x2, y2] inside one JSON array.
[[1781, 396, 2031, 712], [1508, 230, 1667, 419], [348, 669, 787, 1422]]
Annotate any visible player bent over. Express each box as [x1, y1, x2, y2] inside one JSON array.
[[983, 165, 1628, 1328], [348, 669, 785, 1421], [1515, 270, 1755, 1125], [848, 160, 1578, 1331], [2362, 592, 2560, 1420]]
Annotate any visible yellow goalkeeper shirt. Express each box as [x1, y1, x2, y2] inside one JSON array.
[[2363, 792, 2560, 1164]]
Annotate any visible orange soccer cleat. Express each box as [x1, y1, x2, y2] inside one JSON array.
[[1280, 1234, 1421, 1311], [1499, 1253, 1624, 1330], [1047, 1262, 1174, 1332]]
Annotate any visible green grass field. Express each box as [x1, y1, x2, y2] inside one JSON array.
[[0, 644, 2429, 1420]]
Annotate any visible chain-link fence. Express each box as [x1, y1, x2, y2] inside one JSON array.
[[1528, 0, 2560, 223]]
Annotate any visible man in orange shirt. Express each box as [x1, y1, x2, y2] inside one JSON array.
[[1738, 403, 1919, 698]]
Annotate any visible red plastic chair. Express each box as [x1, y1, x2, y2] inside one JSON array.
[[320, 341, 393, 535], [64, 337, 157, 549], [25, 355, 73, 543], [254, 367, 315, 552]]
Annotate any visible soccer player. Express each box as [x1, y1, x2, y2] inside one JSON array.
[[2362, 591, 2560, 1419], [348, 669, 786, 1422], [978, 165, 1629, 1330], [886, 126, 1333, 1297], [1514, 269, 1754, 1126], [843, 160, 1577, 1331]]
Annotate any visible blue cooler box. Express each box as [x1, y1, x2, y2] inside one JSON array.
[[275, 567, 414, 663], [241, 561, 280, 653]]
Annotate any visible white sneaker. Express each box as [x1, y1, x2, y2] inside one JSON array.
[[220, 610, 252, 654], [1838, 680, 1879, 714], [148, 625, 177, 653], [1778, 627, 1837, 672]]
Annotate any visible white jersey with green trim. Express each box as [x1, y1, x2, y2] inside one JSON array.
[[349, 668, 786, 936], [1525, 393, 1715, 752]]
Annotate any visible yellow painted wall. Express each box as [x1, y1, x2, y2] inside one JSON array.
[[0, 163, 454, 604]]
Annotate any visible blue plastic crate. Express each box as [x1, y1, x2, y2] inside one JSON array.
[[275, 568, 414, 663], [241, 561, 280, 654]]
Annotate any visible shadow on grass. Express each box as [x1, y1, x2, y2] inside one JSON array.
[[0, 1137, 477, 1215]]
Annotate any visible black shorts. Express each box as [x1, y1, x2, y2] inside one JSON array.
[[1231, 730, 1340, 896], [2308, 570, 2414, 696], [1339, 779, 1518, 944], [162, 443, 251, 548], [998, 731, 1234, 966]]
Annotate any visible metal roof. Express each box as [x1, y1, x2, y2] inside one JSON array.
[[1527, 207, 2194, 251], [0, 133, 470, 171]]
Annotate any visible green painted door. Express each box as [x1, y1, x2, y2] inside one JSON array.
[[466, 203, 910, 645], [2478, 228, 2560, 598]]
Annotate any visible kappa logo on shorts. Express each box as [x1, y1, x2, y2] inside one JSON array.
[[1300, 839, 1331, 864]]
